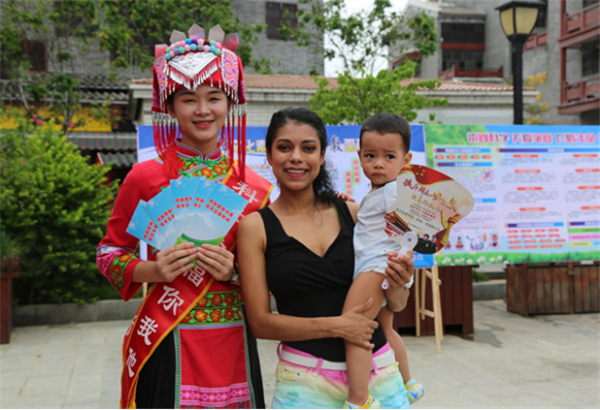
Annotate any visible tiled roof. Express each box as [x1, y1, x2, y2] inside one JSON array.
[[77, 74, 131, 89], [3, 73, 525, 105], [66, 132, 136, 150], [402, 79, 523, 92], [132, 74, 339, 90], [1, 75, 129, 104], [245, 74, 338, 90], [97, 151, 137, 169], [133, 74, 518, 92]]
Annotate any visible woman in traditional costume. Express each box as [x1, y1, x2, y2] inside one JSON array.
[[96, 24, 272, 409]]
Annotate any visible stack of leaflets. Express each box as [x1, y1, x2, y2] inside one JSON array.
[[127, 176, 249, 251]]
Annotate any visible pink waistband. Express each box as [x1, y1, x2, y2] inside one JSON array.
[[279, 342, 391, 360]]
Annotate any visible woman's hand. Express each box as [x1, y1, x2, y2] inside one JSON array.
[[334, 298, 379, 350], [382, 250, 415, 312], [383, 249, 415, 289], [154, 242, 198, 282], [196, 244, 235, 282]]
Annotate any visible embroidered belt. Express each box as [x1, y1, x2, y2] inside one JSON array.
[[181, 289, 243, 325]]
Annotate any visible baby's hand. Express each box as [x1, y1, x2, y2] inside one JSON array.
[[337, 192, 355, 203]]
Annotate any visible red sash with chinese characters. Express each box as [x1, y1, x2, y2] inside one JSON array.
[[120, 163, 272, 409]]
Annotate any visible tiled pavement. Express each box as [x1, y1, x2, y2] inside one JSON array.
[[1, 300, 599, 409]]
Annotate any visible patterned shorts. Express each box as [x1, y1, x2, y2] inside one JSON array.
[[271, 343, 409, 409]]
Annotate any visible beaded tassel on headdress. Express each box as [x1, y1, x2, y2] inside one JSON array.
[[151, 24, 246, 180]]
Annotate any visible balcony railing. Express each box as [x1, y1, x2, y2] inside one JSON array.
[[561, 2, 600, 39], [439, 66, 503, 81], [559, 76, 600, 114], [525, 32, 548, 51]]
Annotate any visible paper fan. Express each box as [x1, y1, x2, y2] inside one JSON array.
[[384, 164, 474, 255], [127, 176, 248, 251]]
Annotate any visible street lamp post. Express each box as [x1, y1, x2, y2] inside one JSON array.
[[496, 1, 545, 124]]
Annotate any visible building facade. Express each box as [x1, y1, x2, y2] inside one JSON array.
[[232, 0, 324, 76], [130, 74, 537, 127], [1, 0, 323, 131], [392, 0, 599, 125], [1, 0, 323, 176]]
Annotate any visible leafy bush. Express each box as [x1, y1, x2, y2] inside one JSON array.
[[0, 111, 118, 304], [471, 270, 490, 283]]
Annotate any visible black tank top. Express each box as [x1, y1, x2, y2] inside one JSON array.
[[258, 197, 386, 362]]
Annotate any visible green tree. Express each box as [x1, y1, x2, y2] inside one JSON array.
[[1, 0, 106, 134], [0, 110, 118, 304], [293, 0, 445, 125], [98, 0, 268, 72], [292, 0, 438, 76], [0, 0, 99, 79], [1, 0, 270, 134], [309, 61, 447, 125]]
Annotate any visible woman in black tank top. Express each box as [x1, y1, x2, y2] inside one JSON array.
[[237, 108, 414, 409]]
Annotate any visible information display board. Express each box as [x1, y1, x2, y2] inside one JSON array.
[[423, 124, 600, 266], [137, 123, 599, 266], [243, 125, 428, 202], [137, 124, 434, 268]]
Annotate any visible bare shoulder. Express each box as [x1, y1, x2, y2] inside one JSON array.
[[239, 210, 266, 240], [345, 200, 360, 223], [238, 210, 267, 267]]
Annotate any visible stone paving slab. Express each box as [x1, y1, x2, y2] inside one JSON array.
[[1, 300, 598, 409]]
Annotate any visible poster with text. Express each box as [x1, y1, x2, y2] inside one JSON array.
[[137, 124, 434, 268], [424, 124, 600, 266]]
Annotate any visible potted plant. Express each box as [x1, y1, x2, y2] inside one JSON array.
[[1, 229, 21, 344]]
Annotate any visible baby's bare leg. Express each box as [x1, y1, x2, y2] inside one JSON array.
[[343, 271, 386, 405], [379, 307, 411, 383]]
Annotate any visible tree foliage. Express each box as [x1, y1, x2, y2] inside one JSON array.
[[98, 0, 268, 72], [1, 0, 105, 134], [525, 72, 551, 125], [0, 110, 119, 304], [309, 61, 447, 125], [1, 0, 99, 78], [294, 0, 444, 126], [292, 0, 439, 76], [0, 0, 270, 134]]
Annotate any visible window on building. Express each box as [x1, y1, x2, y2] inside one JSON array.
[[109, 49, 119, 64], [111, 104, 136, 132], [54, 1, 82, 37], [441, 23, 485, 44], [582, 44, 599, 77], [22, 40, 47, 72], [266, 2, 298, 40], [534, 0, 547, 29], [583, 0, 599, 9], [442, 50, 484, 71], [414, 61, 422, 78]]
